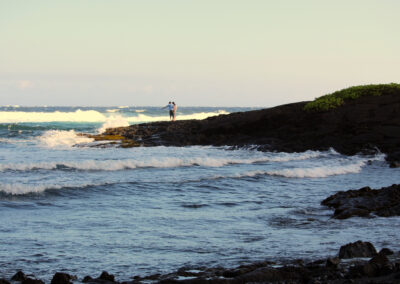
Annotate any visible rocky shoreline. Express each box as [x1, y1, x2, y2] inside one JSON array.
[[6, 87, 398, 283], [2, 241, 400, 284], [86, 90, 400, 159]]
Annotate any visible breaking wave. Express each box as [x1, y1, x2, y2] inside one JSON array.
[[37, 130, 94, 147], [0, 110, 228, 124], [264, 161, 366, 178], [0, 182, 107, 195], [0, 151, 326, 172], [0, 110, 106, 123], [217, 160, 376, 179], [97, 116, 130, 133]]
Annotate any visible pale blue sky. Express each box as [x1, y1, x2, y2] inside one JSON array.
[[1, 0, 399, 106]]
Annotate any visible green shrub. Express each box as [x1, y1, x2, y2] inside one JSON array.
[[304, 83, 400, 111]]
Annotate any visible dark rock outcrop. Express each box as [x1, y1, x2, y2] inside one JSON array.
[[154, 243, 400, 283], [11, 271, 27, 282], [51, 272, 76, 284], [21, 279, 44, 284], [2, 242, 400, 283], [322, 184, 400, 219], [386, 151, 400, 168], [98, 271, 115, 282], [82, 272, 116, 284], [338, 241, 377, 259], [92, 91, 400, 156], [363, 252, 393, 277]]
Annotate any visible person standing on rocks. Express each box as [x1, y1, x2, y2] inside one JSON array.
[[162, 101, 174, 121], [172, 102, 177, 121]]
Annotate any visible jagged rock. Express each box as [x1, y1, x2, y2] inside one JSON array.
[[51, 272, 76, 284], [11, 271, 27, 282], [98, 271, 115, 282], [339, 241, 377, 259], [322, 184, 400, 219], [0, 279, 10, 284]]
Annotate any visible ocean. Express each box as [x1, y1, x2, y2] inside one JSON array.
[[0, 106, 399, 281]]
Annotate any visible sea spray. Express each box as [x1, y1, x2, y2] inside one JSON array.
[[0, 109, 229, 124], [38, 130, 94, 147], [98, 115, 130, 133], [0, 109, 106, 123]]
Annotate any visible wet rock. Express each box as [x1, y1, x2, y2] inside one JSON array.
[[82, 276, 93, 283], [234, 266, 311, 283], [21, 278, 44, 284], [363, 252, 393, 277], [380, 248, 395, 256], [326, 257, 340, 268], [322, 184, 400, 219], [51, 272, 76, 284], [339, 241, 377, 259], [98, 272, 115, 282], [390, 161, 400, 168], [11, 271, 27, 282], [0, 279, 10, 284], [385, 151, 400, 162]]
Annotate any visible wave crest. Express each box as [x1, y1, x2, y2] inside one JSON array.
[[0, 151, 326, 172], [0, 110, 229, 124], [38, 130, 94, 147]]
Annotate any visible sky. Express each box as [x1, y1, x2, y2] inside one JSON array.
[[0, 0, 399, 107]]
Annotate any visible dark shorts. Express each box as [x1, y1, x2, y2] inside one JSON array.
[[169, 110, 174, 117]]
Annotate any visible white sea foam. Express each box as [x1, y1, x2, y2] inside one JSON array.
[[0, 183, 64, 195], [0, 110, 228, 123], [98, 115, 130, 133], [220, 161, 370, 179], [264, 161, 366, 178], [0, 110, 107, 123], [135, 109, 146, 113], [125, 110, 229, 123], [0, 151, 332, 172], [38, 130, 94, 147], [0, 182, 106, 195], [106, 109, 120, 113]]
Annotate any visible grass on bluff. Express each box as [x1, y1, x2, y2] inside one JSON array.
[[304, 83, 400, 111]]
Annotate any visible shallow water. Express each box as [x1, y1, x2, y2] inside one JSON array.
[[0, 106, 399, 281]]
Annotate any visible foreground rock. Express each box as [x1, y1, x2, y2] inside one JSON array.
[[339, 241, 377, 258], [322, 184, 400, 219], [51, 273, 77, 284], [386, 151, 400, 168], [88, 89, 400, 156], [3, 242, 400, 284]]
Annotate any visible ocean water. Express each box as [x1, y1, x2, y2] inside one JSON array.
[[0, 106, 399, 281]]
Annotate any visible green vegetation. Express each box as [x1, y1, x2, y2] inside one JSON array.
[[304, 83, 400, 111]]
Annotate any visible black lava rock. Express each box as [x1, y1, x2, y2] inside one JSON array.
[[339, 241, 377, 259], [11, 271, 27, 282]]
